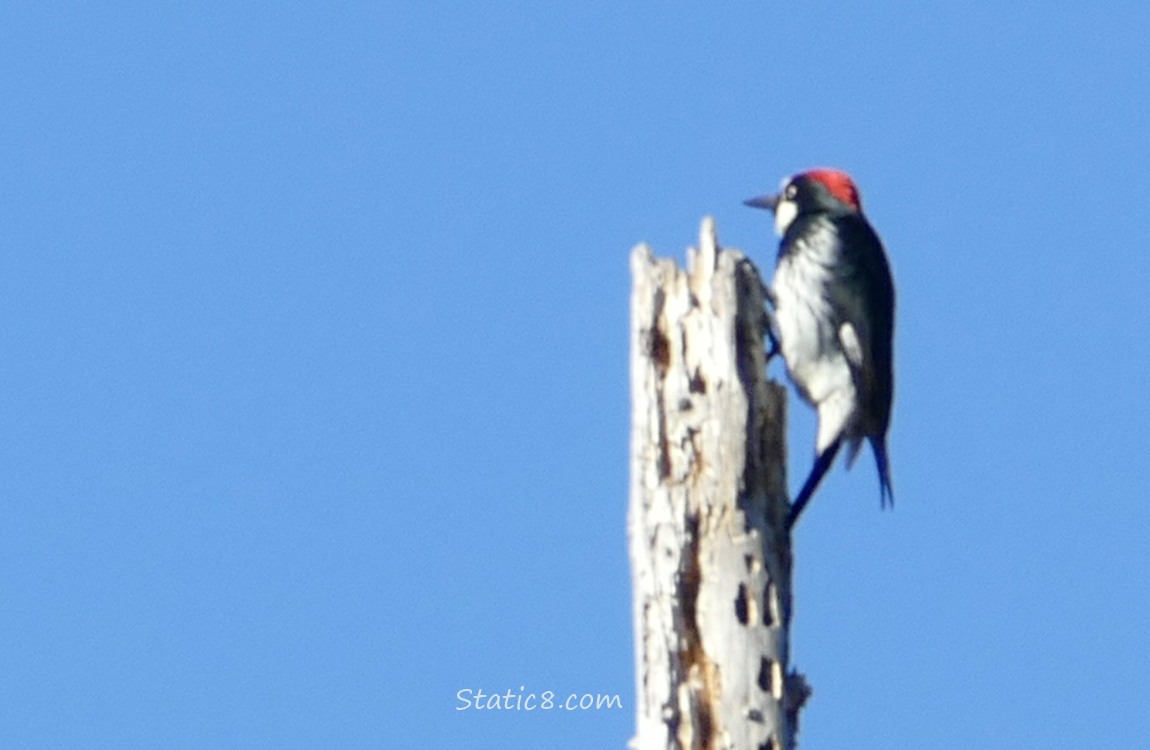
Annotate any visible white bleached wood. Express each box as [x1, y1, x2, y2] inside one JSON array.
[[628, 219, 807, 750]]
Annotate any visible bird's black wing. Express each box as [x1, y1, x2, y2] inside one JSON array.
[[826, 213, 895, 439]]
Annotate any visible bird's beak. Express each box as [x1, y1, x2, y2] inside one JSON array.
[[744, 194, 780, 213]]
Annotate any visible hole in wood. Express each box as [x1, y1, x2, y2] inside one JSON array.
[[649, 328, 670, 372], [688, 368, 706, 393], [757, 657, 773, 693]]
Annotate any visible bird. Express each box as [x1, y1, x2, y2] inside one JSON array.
[[745, 169, 895, 528]]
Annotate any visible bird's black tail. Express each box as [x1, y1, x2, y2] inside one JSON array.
[[788, 437, 842, 530], [871, 436, 894, 509]]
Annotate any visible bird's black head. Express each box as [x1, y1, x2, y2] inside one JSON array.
[[745, 168, 862, 236]]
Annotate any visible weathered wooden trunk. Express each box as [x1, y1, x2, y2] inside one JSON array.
[[628, 219, 807, 750]]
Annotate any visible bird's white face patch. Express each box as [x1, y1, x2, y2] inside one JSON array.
[[774, 198, 798, 236]]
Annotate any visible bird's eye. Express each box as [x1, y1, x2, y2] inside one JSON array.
[[785, 184, 798, 200]]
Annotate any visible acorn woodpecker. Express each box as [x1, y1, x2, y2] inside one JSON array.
[[745, 169, 895, 528]]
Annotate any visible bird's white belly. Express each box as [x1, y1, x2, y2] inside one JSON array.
[[772, 251, 857, 452], [772, 256, 851, 400]]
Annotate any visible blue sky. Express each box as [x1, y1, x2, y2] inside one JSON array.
[[3, 3, 1149, 748]]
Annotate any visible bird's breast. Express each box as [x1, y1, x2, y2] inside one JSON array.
[[771, 229, 853, 406]]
